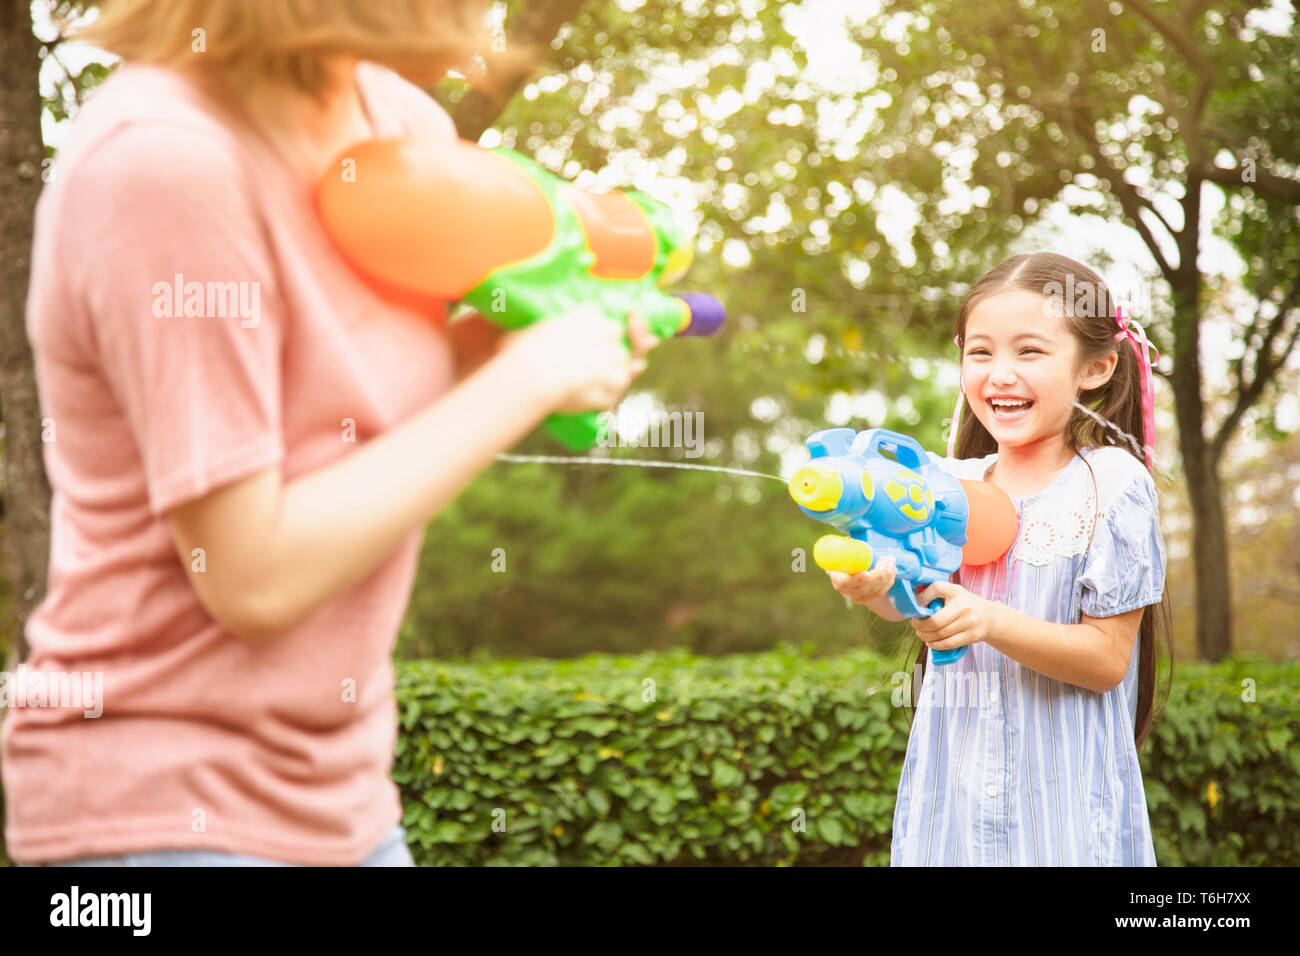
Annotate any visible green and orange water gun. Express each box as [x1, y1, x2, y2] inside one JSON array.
[[315, 138, 725, 449]]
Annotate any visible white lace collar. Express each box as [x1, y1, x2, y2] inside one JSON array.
[[966, 447, 1151, 567]]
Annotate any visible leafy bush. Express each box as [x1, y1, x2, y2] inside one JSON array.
[[1144, 656, 1300, 866], [394, 647, 910, 865], [392, 649, 1300, 866]]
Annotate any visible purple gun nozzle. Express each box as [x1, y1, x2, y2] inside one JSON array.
[[674, 293, 726, 337]]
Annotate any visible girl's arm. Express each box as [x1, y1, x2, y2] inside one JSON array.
[[983, 606, 1144, 693], [861, 594, 905, 623], [911, 581, 1143, 693], [167, 308, 653, 644]]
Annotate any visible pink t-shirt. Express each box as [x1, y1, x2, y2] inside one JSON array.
[[1, 61, 457, 865]]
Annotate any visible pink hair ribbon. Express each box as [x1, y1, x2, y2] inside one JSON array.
[[1115, 305, 1159, 472]]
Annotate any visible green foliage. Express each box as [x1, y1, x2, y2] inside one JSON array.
[[1144, 655, 1300, 866], [393, 646, 912, 865], [453, 0, 966, 438], [405, 0, 985, 661], [398, 453, 917, 660], [45, 1, 1295, 657], [413, 0, 1299, 660], [392, 649, 1300, 866]]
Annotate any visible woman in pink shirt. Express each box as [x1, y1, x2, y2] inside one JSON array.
[[2, 0, 656, 866]]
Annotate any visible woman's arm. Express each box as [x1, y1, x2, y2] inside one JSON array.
[[447, 311, 507, 383], [167, 308, 654, 644]]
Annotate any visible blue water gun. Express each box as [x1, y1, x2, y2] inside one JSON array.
[[787, 427, 1018, 665]]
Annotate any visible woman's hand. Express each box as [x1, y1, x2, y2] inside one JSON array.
[[910, 581, 1003, 653], [499, 306, 659, 414], [826, 557, 897, 605]]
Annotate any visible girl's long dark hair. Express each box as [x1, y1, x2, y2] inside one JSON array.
[[905, 251, 1172, 750]]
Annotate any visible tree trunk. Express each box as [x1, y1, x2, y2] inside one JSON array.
[[1167, 185, 1232, 660], [1182, 450, 1232, 661], [0, 0, 52, 667]]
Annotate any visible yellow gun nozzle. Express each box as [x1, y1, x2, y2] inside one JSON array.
[[813, 535, 874, 574], [659, 242, 694, 287], [788, 464, 844, 511]]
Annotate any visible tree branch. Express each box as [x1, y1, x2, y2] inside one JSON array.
[[1124, 0, 1215, 125], [1124, 0, 1213, 71], [1058, 85, 1182, 248], [979, 30, 1182, 283], [1212, 276, 1300, 465], [1251, 290, 1298, 390], [1086, 141, 1179, 282], [446, 0, 591, 142], [1230, 223, 1283, 397], [1201, 162, 1300, 204]]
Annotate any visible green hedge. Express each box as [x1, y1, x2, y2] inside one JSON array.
[[393, 649, 1300, 866], [1, 650, 1293, 866], [1142, 656, 1299, 865], [394, 647, 909, 865]]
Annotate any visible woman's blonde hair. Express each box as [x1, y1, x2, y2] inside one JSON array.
[[75, 0, 528, 97]]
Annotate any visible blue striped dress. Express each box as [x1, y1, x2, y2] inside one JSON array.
[[890, 444, 1166, 866]]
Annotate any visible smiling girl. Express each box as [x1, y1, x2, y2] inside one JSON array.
[[828, 251, 1173, 866]]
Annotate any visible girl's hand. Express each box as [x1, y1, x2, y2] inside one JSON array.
[[500, 306, 659, 413], [826, 557, 896, 605], [910, 581, 1003, 652]]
